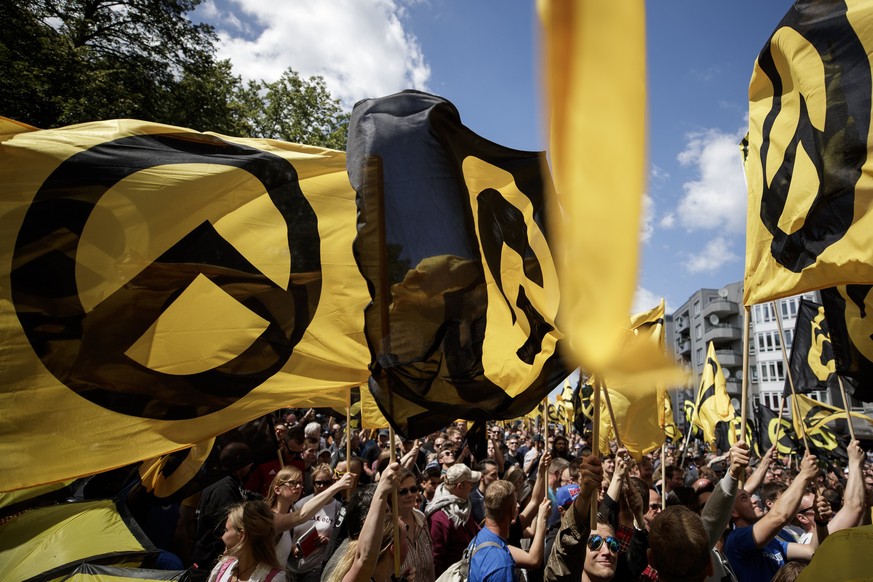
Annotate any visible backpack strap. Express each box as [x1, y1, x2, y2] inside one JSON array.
[[265, 567, 284, 582]]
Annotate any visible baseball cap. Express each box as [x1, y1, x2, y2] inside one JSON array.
[[378, 429, 390, 437], [424, 461, 441, 475], [556, 483, 580, 509], [445, 464, 482, 485]]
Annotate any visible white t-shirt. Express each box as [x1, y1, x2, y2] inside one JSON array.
[[287, 495, 341, 573]]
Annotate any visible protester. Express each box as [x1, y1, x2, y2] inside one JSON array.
[[322, 463, 411, 582], [471, 459, 500, 525], [192, 442, 256, 581], [648, 506, 711, 582], [394, 467, 435, 582], [427, 463, 482, 577], [207, 500, 286, 582], [284, 464, 350, 582], [468, 480, 521, 581], [724, 454, 829, 582], [543, 454, 603, 582]]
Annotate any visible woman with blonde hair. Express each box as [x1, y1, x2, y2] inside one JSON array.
[[393, 467, 435, 582], [208, 500, 286, 582], [266, 465, 355, 565], [322, 462, 413, 582]]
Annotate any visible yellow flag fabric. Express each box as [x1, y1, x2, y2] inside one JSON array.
[[594, 302, 681, 459], [791, 393, 873, 437], [796, 525, 873, 582], [360, 383, 390, 429], [743, 0, 873, 305], [692, 343, 735, 446], [539, 0, 647, 373], [0, 499, 156, 581], [0, 119, 368, 491], [662, 392, 682, 442], [63, 564, 187, 581]]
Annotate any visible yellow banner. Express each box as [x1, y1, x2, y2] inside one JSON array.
[[0, 119, 368, 491], [539, 0, 646, 373]]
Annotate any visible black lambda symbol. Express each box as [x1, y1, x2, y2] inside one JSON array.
[[11, 133, 321, 419]]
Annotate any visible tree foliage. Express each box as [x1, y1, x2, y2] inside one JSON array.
[[0, 0, 348, 149]]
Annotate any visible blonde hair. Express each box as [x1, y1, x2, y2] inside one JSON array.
[[223, 500, 282, 570], [322, 514, 394, 582], [265, 466, 303, 508]]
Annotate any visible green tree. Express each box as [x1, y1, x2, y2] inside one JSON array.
[[249, 69, 349, 150], [1, 1, 349, 150]]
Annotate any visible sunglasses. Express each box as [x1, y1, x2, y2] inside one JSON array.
[[587, 534, 620, 554], [398, 485, 421, 496], [314, 479, 334, 486], [649, 503, 662, 511]]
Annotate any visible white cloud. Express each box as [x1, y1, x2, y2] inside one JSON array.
[[641, 194, 654, 244], [633, 286, 668, 315], [199, 0, 431, 109], [674, 128, 747, 233], [683, 235, 739, 274], [659, 212, 675, 229]]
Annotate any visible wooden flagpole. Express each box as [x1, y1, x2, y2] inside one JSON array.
[[772, 301, 810, 455], [591, 376, 602, 529], [739, 306, 752, 487], [346, 401, 353, 502], [601, 380, 624, 449], [773, 395, 786, 455], [837, 376, 857, 441]]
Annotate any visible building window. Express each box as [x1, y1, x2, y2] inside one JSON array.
[[694, 300, 701, 315], [780, 298, 799, 319], [756, 331, 782, 352], [696, 347, 704, 365], [784, 328, 793, 350], [696, 324, 702, 340], [760, 361, 785, 382], [761, 391, 781, 410], [756, 303, 775, 323], [751, 366, 759, 382]]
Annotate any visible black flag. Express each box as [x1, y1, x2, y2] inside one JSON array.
[[820, 285, 873, 402]]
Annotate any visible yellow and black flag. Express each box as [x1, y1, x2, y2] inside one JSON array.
[[663, 394, 682, 443], [0, 118, 369, 491], [348, 91, 567, 437], [743, 0, 873, 306], [758, 403, 799, 456], [784, 298, 841, 395], [692, 343, 735, 447], [820, 285, 873, 402]]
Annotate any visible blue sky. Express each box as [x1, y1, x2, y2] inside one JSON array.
[[194, 0, 794, 315]]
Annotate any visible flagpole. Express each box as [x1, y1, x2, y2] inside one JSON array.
[[740, 306, 751, 447], [346, 401, 353, 502], [773, 395, 786, 456], [772, 301, 810, 455], [836, 376, 857, 441], [591, 376, 602, 529], [601, 380, 624, 449]]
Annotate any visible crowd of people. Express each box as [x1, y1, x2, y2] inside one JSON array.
[[87, 407, 873, 582]]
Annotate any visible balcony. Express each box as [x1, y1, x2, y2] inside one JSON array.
[[725, 377, 742, 397], [714, 350, 743, 368], [703, 299, 739, 318], [704, 323, 742, 344], [674, 317, 689, 335], [676, 340, 691, 355]]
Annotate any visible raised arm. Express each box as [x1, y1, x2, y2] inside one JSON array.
[[828, 440, 866, 532], [510, 497, 552, 567], [786, 489, 832, 561], [752, 453, 818, 547], [702, 441, 748, 548], [743, 444, 775, 495], [342, 463, 399, 582], [275, 472, 357, 532], [519, 452, 551, 530]]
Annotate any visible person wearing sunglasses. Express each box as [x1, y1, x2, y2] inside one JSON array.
[[581, 520, 620, 582], [543, 454, 605, 582], [266, 465, 355, 567], [394, 467, 435, 582], [286, 464, 347, 582]]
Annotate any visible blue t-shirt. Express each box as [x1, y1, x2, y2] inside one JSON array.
[[468, 527, 516, 582], [724, 525, 789, 582]]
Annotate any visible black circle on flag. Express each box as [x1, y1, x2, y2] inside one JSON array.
[[10, 133, 321, 419]]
